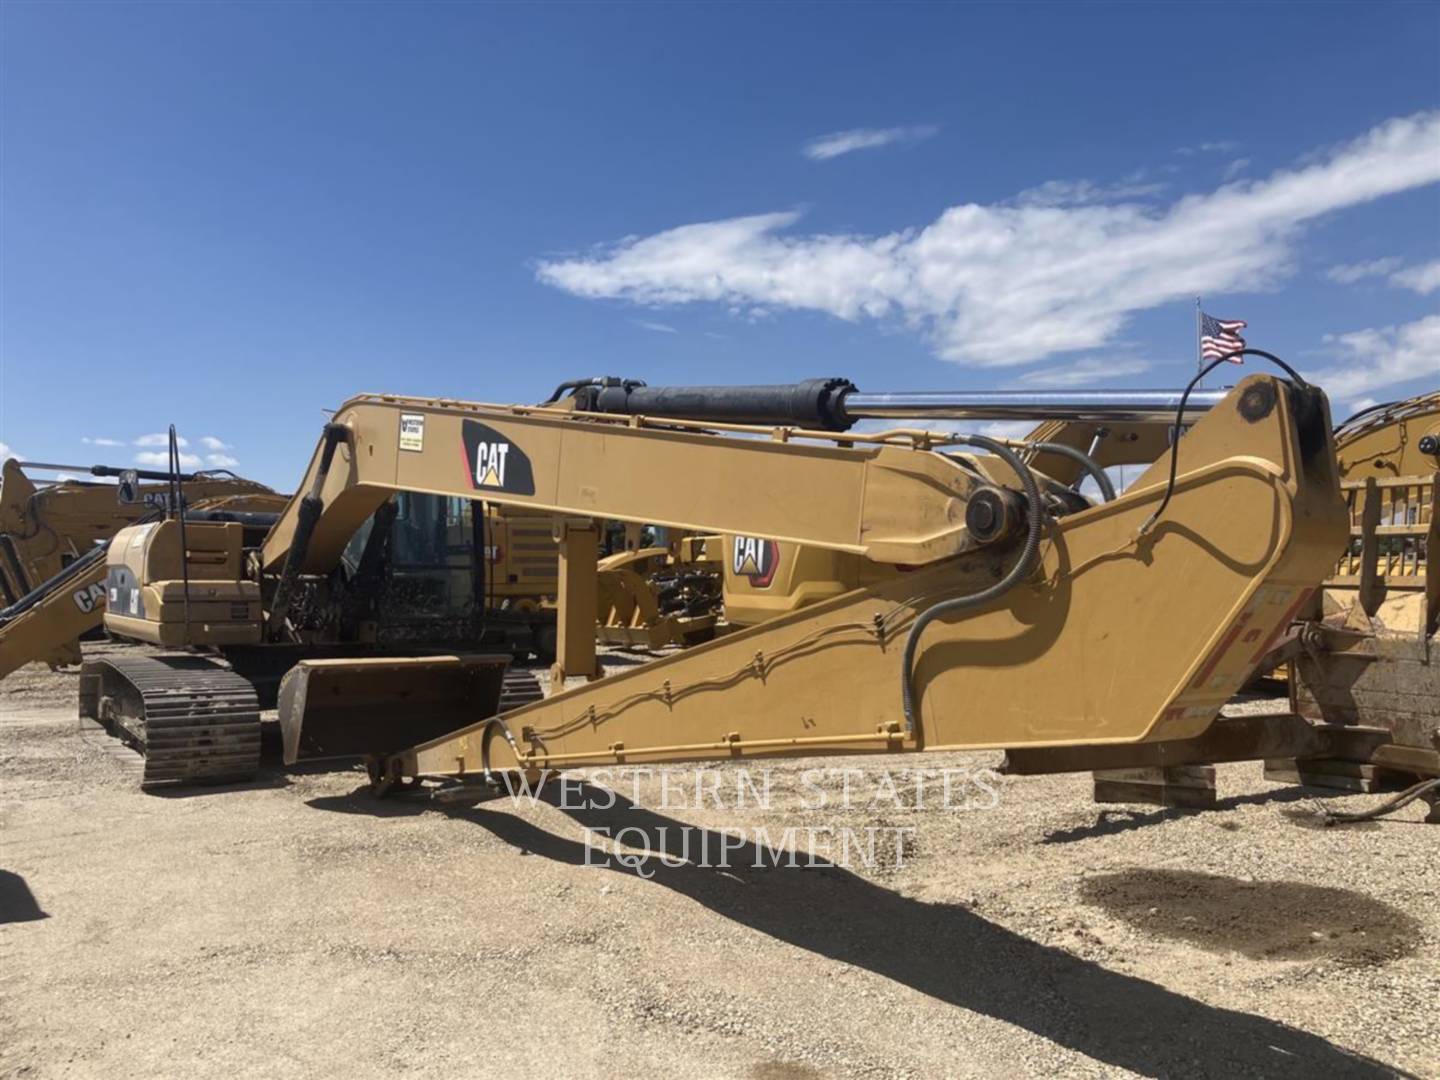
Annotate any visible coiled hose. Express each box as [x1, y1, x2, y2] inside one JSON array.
[[901, 435, 1047, 733]]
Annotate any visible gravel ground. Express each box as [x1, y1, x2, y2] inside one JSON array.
[[1, 644, 1436, 1079]]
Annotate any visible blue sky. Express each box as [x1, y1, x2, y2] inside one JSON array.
[[2, 2, 1437, 488]]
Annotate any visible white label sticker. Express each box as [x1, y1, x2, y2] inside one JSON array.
[[399, 413, 425, 452]]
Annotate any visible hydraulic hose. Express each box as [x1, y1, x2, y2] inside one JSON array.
[[266, 423, 350, 637], [169, 426, 192, 645], [901, 434, 1046, 733], [1139, 348, 1307, 536], [1028, 441, 1116, 501], [541, 378, 609, 406]]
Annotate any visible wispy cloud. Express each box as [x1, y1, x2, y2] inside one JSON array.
[[1325, 255, 1440, 294], [538, 111, 1440, 369], [200, 436, 232, 451], [1325, 256, 1404, 284], [803, 125, 938, 161], [136, 450, 202, 469], [634, 319, 678, 334], [1221, 157, 1250, 181], [0, 442, 15, 461], [1391, 259, 1440, 295], [134, 432, 188, 448], [81, 436, 124, 448], [1175, 140, 1240, 156], [1012, 174, 1166, 208], [205, 453, 240, 468], [1017, 357, 1152, 387], [1306, 314, 1440, 405]]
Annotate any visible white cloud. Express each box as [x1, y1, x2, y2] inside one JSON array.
[[1016, 357, 1152, 387], [1013, 175, 1166, 208], [0, 442, 14, 461], [539, 111, 1440, 367], [135, 450, 202, 469], [1306, 314, 1440, 404], [81, 436, 124, 447], [971, 420, 1043, 441], [205, 453, 240, 468], [1221, 158, 1250, 181], [1325, 256, 1404, 284], [199, 436, 232, 451], [1390, 259, 1440, 295], [134, 433, 188, 448], [850, 417, 1038, 441], [634, 320, 678, 334], [1175, 140, 1240, 156], [803, 125, 938, 161]]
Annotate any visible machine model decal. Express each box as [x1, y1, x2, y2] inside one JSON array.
[[72, 582, 107, 614], [106, 565, 144, 619], [399, 413, 425, 452], [461, 420, 536, 495], [732, 535, 779, 588]]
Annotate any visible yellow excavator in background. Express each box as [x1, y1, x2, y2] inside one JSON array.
[[0, 458, 286, 678], [75, 365, 1439, 815], [1274, 392, 1438, 791]]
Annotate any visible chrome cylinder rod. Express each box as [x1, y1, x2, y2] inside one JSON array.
[[840, 388, 1229, 424]]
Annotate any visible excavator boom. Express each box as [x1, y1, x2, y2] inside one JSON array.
[[249, 373, 1348, 783]]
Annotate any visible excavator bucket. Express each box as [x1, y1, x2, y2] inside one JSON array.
[[278, 655, 514, 764]]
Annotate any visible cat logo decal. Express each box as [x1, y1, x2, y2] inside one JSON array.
[[461, 420, 536, 496], [732, 535, 779, 588]]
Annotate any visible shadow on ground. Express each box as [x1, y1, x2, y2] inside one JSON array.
[[1041, 785, 1327, 844], [0, 869, 48, 924], [308, 783, 1409, 1078]]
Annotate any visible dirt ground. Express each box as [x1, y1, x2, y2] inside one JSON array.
[[1, 645, 1436, 1079]]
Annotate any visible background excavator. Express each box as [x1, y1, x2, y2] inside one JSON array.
[[0, 458, 287, 678], [0, 454, 567, 681], [73, 365, 1440, 824], [1272, 391, 1438, 794]]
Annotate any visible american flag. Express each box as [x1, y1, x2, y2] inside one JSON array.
[[1200, 311, 1247, 362]]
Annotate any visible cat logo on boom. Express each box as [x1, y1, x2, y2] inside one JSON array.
[[475, 442, 510, 488], [732, 535, 780, 589], [461, 419, 536, 496]]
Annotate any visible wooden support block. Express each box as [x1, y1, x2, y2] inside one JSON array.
[[1093, 765, 1217, 808], [1263, 758, 1411, 793]]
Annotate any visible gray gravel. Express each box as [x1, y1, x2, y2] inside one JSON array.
[[1, 649, 1436, 1079]]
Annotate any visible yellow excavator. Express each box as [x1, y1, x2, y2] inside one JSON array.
[[1273, 392, 1438, 792], [0, 458, 287, 678], [76, 364, 1440, 811]]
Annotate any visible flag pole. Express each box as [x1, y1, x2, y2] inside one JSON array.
[[1194, 296, 1203, 385]]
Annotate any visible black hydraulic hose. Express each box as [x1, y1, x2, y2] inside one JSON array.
[[542, 378, 606, 405], [542, 377, 648, 406], [266, 423, 350, 637], [1138, 348, 1307, 536], [1029, 441, 1116, 502], [1321, 777, 1439, 826], [901, 435, 1046, 733], [0, 541, 109, 624], [169, 426, 192, 645]]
